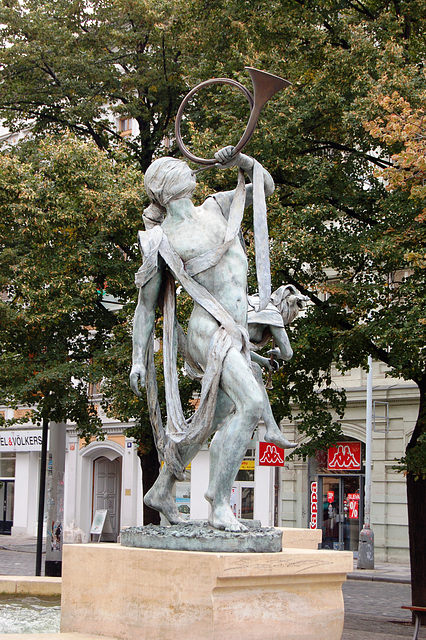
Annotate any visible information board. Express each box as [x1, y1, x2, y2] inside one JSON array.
[[90, 509, 113, 541]]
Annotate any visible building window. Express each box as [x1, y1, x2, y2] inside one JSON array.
[[88, 382, 101, 397], [0, 452, 16, 479], [118, 118, 132, 137]]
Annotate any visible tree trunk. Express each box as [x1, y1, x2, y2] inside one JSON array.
[[140, 446, 160, 525], [407, 474, 426, 623], [406, 377, 426, 624]]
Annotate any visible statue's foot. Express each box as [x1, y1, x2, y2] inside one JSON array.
[[144, 485, 185, 525], [208, 503, 248, 532], [204, 489, 213, 505], [265, 429, 297, 449]]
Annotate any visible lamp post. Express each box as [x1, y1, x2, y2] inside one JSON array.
[[357, 354, 375, 569], [35, 415, 49, 576]]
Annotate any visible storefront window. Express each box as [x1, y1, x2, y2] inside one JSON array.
[[236, 446, 255, 481], [175, 464, 191, 520], [309, 438, 364, 554], [0, 452, 16, 478], [231, 446, 255, 520]]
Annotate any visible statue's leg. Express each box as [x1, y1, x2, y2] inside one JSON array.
[[204, 390, 235, 505], [208, 348, 263, 532], [144, 441, 200, 525], [251, 363, 297, 449], [270, 326, 293, 361], [144, 390, 235, 525]]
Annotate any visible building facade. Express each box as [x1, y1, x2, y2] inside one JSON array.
[[0, 360, 415, 564], [280, 361, 416, 563]]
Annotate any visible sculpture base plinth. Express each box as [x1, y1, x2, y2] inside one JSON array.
[[120, 522, 283, 553], [61, 536, 352, 640]]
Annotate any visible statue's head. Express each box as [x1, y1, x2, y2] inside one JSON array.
[[271, 285, 309, 325], [144, 157, 196, 207]]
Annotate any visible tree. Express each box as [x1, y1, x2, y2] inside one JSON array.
[[178, 0, 426, 611], [365, 92, 426, 611], [0, 133, 159, 508], [0, 0, 186, 171]]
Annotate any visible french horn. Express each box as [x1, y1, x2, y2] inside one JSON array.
[[175, 67, 291, 166]]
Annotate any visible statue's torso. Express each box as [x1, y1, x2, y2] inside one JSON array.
[[161, 197, 248, 362]]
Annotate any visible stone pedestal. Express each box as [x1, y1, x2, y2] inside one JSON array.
[[61, 531, 352, 640]]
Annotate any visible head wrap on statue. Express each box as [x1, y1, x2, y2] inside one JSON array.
[[144, 157, 195, 207]]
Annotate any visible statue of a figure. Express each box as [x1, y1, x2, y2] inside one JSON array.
[[130, 146, 294, 532]]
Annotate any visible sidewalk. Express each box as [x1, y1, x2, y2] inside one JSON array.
[[348, 557, 411, 584], [0, 534, 45, 577]]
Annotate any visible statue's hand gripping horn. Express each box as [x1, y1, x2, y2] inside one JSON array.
[[175, 67, 291, 313], [174, 67, 291, 167]]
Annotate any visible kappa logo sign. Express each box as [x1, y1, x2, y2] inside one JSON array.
[[310, 481, 318, 529], [258, 442, 285, 466], [328, 442, 361, 471]]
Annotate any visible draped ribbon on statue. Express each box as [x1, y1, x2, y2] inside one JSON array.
[[252, 158, 271, 311]]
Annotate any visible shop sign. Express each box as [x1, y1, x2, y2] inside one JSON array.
[[327, 442, 361, 471], [310, 481, 318, 529], [240, 459, 255, 471], [327, 491, 334, 503], [258, 442, 284, 466], [0, 430, 44, 452]]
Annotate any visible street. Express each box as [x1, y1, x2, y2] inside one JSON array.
[[342, 580, 416, 639]]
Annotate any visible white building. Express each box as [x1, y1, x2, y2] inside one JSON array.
[[280, 361, 415, 562]]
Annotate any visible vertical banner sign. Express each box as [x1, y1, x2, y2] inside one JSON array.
[[327, 442, 361, 471], [310, 481, 318, 529]]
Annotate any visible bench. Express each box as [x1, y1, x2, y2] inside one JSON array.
[[401, 606, 426, 640]]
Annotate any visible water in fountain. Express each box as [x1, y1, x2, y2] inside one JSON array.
[[0, 596, 61, 633]]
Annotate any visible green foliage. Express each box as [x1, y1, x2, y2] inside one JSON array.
[[1, 0, 425, 471], [0, 0, 187, 170], [0, 134, 144, 438], [396, 434, 426, 481], [186, 0, 426, 469]]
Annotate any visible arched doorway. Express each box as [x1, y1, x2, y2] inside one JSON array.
[[92, 456, 121, 542]]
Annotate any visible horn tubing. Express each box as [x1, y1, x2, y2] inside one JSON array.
[[175, 77, 254, 166], [175, 68, 291, 166]]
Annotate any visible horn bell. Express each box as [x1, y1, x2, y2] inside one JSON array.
[[232, 67, 291, 155], [246, 67, 292, 108]]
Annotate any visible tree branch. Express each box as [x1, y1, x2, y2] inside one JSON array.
[[301, 140, 393, 169], [278, 269, 391, 366]]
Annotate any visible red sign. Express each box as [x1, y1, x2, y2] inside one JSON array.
[[328, 442, 361, 471], [349, 498, 359, 519], [327, 491, 334, 503], [310, 481, 318, 529], [347, 493, 360, 501], [258, 442, 285, 467]]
